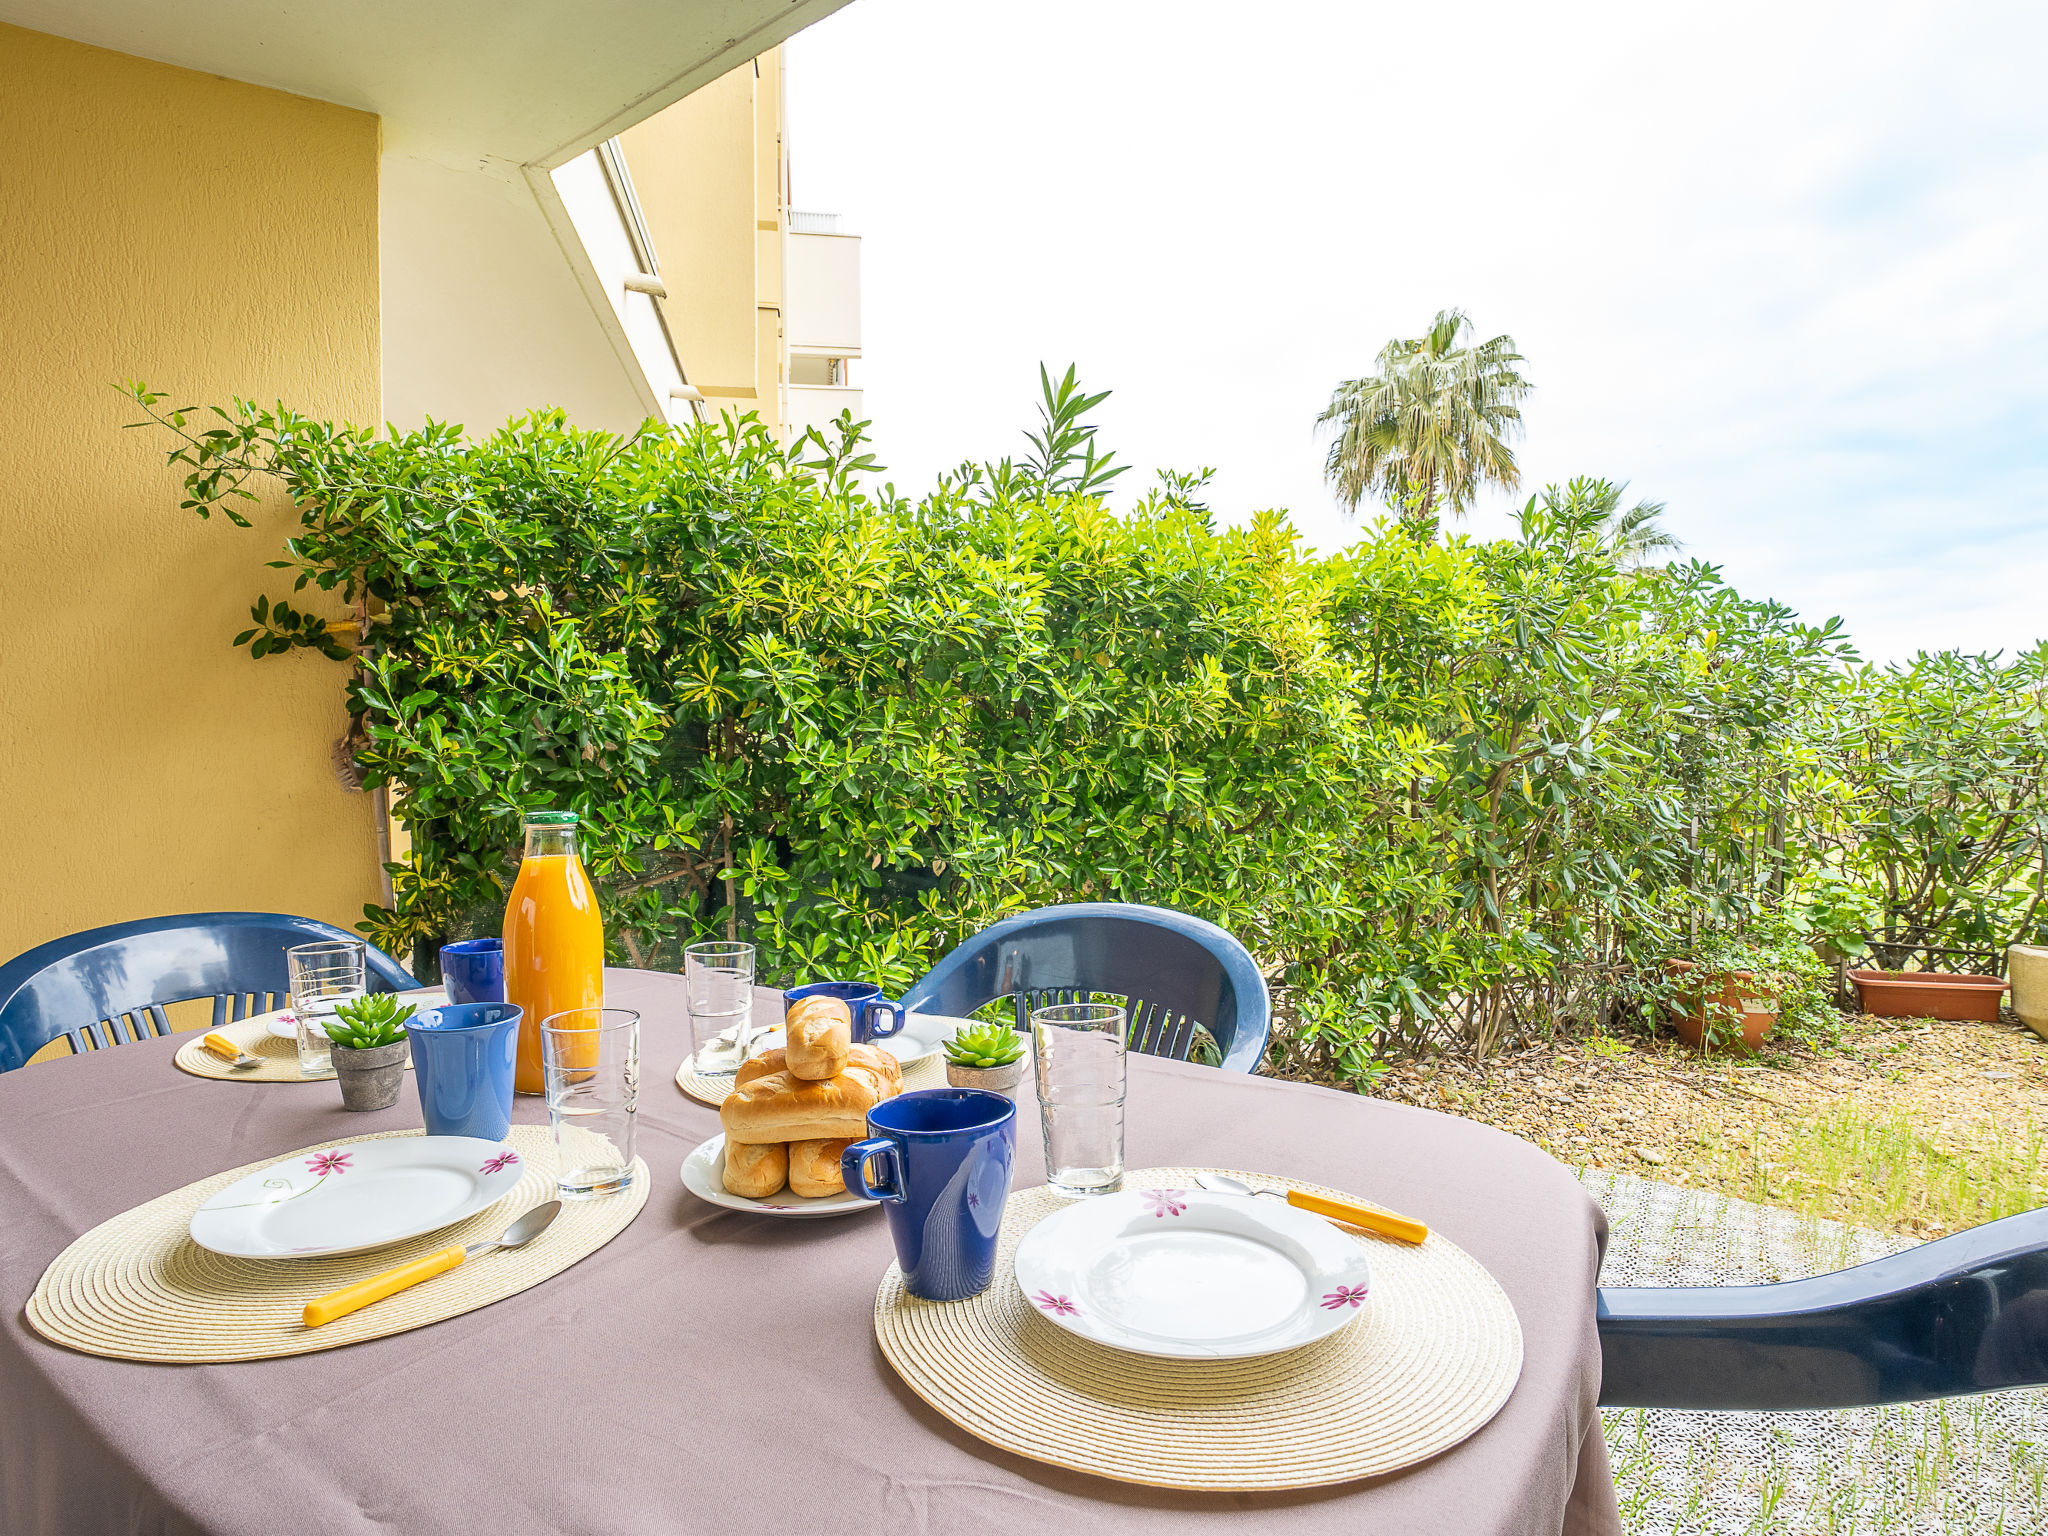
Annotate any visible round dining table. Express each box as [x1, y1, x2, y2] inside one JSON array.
[[0, 968, 1621, 1536]]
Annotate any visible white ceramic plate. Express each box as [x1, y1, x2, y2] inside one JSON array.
[[680, 1133, 877, 1219], [1012, 1186, 1373, 1359], [265, 987, 448, 1041], [188, 1135, 526, 1258]]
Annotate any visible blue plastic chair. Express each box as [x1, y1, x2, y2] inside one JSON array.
[[901, 902, 1270, 1073], [1597, 1209, 2048, 1406], [0, 912, 419, 1073]]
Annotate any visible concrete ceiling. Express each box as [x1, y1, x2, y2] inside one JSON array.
[[0, 0, 854, 163]]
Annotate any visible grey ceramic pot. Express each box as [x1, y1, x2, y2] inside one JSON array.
[[331, 1039, 409, 1111], [944, 1059, 1028, 1096]]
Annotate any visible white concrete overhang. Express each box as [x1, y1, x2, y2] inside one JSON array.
[[0, 0, 850, 165]]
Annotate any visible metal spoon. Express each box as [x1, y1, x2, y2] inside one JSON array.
[[303, 1200, 564, 1328], [1194, 1172, 1429, 1246]]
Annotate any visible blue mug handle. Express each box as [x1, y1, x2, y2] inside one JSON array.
[[861, 998, 906, 1041], [842, 1137, 905, 1202]]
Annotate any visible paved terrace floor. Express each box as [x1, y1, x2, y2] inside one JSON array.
[[1586, 1172, 2048, 1534]]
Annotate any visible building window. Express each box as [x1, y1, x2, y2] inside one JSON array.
[[791, 355, 846, 387]]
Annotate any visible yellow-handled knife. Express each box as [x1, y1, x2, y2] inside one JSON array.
[[1194, 1172, 1429, 1245], [303, 1200, 561, 1328]]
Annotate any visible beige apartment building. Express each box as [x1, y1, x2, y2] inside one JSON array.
[[0, 4, 860, 961], [565, 51, 865, 445]]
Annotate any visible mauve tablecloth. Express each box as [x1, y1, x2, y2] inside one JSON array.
[[0, 969, 1620, 1536]]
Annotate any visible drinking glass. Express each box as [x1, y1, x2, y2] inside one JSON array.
[[541, 1008, 639, 1198], [285, 940, 366, 1080], [1030, 1001, 1127, 1196], [684, 941, 755, 1073]]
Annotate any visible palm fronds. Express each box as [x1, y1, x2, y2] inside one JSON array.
[[1318, 308, 1531, 534]]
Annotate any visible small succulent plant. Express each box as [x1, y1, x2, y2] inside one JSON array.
[[323, 994, 417, 1050], [944, 1022, 1024, 1069]]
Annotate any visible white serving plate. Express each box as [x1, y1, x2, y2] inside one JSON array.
[[188, 1136, 525, 1258], [1013, 1186, 1373, 1360], [680, 1133, 878, 1219], [265, 987, 448, 1041]]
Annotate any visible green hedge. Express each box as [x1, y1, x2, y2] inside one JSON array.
[[128, 383, 2044, 1078]]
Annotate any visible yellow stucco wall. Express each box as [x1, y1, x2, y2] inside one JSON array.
[[0, 26, 385, 966]]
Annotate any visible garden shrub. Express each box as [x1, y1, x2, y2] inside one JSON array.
[[126, 381, 2047, 1084]]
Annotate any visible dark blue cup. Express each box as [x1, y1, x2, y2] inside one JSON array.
[[405, 1002, 521, 1142], [439, 938, 506, 1005], [784, 979, 906, 1043], [842, 1089, 1017, 1301]]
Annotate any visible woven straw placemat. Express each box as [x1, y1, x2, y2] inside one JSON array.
[[873, 1165, 1522, 1491], [172, 1012, 412, 1083], [171, 999, 449, 1083], [26, 1124, 646, 1363], [675, 1048, 947, 1106]]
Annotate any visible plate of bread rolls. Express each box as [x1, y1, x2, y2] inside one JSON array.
[[680, 994, 906, 1217]]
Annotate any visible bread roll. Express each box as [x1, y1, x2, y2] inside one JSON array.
[[788, 1137, 854, 1198], [720, 1063, 895, 1144], [784, 995, 852, 1081], [853, 1039, 903, 1090], [739, 1041, 901, 1092], [722, 1138, 787, 1198]]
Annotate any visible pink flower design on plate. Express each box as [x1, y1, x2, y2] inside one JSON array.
[[479, 1151, 520, 1175], [1142, 1188, 1188, 1218], [304, 1152, 352, 1177], [1321, 1284, 1370, 1310], [1033, 1291, 1080, 1317]]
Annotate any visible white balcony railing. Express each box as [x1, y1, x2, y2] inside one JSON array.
[[788, 210, 841, 235]]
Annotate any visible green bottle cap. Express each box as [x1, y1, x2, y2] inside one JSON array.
[[523, 811, 579, 826]]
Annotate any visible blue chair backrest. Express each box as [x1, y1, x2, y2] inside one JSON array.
[[0, 912, 420, 1073], [900, 903, 1270, 1073]]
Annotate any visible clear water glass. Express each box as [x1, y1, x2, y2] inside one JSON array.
[[542, 1008, 639, 1198], [285, 940, 365, 1080], [684, 941, 755, 1073], [1031, 1001, 1127, 1197]]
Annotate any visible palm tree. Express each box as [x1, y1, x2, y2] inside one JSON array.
[[1594, 487, 1683, 569], [1317, 309, 1531, 538], [1519, 478, 1685, 569]]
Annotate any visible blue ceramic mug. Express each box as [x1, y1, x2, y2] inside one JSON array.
[[784, 979, 906, 1043], [439, 938, 506, 1005], [842, 1089, 1017, 1301], [405, 1002, 521, 1142]]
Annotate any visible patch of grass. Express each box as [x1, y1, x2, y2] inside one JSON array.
[[1697, 1102, 2045, 1236]]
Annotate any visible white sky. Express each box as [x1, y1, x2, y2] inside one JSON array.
[[785, 0, 2048, 664]]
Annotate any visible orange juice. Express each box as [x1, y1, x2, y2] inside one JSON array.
[[502, 812, 605, 1094]]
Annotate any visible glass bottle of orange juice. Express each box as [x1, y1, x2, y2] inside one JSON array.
[[502, 811, 604, 1095]]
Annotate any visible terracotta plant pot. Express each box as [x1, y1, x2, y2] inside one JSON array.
[[1850, 969, 2008, 1024], [330, 1039, 410, 1111], [2010, 946, 2048, 1040], [944, 1059, 1028, 1096], [1664, 959, 1778, 1053]]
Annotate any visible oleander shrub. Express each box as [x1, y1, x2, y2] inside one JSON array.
[[127, 378, 2046, 1084]]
